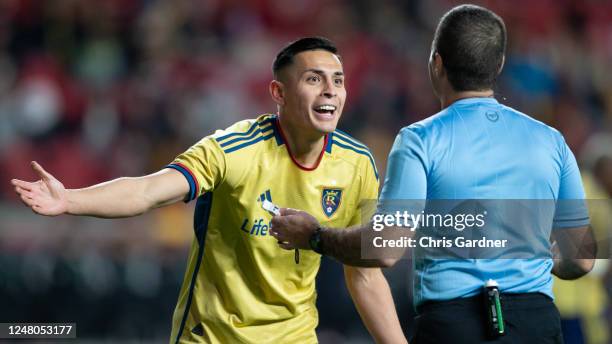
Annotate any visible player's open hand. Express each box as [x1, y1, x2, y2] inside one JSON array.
[[10, 161, 69, 216], [271, 208, 320, 250]]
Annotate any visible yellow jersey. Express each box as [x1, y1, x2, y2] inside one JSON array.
[[166, 114, 379, 343]]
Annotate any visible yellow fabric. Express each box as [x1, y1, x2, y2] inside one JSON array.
[[553, 172, 610, 344], [167, 114, 379, 344]]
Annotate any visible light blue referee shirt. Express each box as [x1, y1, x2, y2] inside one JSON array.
[[379, 97, 590, 307]]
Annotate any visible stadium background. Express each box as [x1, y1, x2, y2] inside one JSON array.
[[0, 0, 610, 343]]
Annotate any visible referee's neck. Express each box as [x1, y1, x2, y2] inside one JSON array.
[[440, 89, 495, 109]]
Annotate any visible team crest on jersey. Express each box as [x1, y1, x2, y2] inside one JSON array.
[[321, 188, 343, 218]]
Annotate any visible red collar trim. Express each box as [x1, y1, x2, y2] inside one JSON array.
[[275, 119, 328, 171]]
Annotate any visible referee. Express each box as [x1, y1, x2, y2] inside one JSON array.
[[271, 5, 597, 344]]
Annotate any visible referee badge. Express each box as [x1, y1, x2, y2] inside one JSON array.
[[321, 188, 343, 218]]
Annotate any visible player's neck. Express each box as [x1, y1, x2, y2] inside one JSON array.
[[278, 119, 326, 168], [439, 89, 495, 109]]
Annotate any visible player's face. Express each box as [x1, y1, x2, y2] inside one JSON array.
[[281, 50, 346, 135]]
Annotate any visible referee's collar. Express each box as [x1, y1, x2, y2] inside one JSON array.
[[451, 97, 499, 106]]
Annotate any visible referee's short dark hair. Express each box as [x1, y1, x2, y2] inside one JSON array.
[[433, 5, 507, 91], [273, 37, 339, 79]]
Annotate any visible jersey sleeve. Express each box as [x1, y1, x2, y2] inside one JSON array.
[[166, 136, 227, 202], [378, 127, 428, 215], [553, 136, 590, 229], [348, 154, 380, 227]]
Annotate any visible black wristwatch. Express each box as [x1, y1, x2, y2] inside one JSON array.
[[309, 227, 324, 255]]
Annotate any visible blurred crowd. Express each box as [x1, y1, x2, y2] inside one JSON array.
[[0, 0, 610, 342]]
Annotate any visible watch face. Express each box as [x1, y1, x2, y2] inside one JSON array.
[[309, 236, 317, 250], [309, 230, 322, 254]]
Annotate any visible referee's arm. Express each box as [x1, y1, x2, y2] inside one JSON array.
[[551, 225, 596, 280], [271, 210, 408, 268]]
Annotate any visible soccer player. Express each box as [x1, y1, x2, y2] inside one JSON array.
[[11, 37, 406, 343]]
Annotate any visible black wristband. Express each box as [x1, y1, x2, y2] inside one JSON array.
[[309, 227, 324, 255]]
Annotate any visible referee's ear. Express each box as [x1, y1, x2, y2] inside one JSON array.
[[431, 52, 445, 77], [269, 80, 285, 106], [497, 55, 505, 75]]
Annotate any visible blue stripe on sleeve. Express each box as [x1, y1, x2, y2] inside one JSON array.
[[166, 164, 196, 201]]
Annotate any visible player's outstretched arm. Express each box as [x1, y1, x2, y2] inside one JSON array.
[[12, 162, 70, 216], [344, 266, 408, 344], [11, 161, 189, 218]]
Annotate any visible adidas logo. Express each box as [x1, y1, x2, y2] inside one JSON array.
[[240, 189, 273, 237], [258, 189, 272, 203]]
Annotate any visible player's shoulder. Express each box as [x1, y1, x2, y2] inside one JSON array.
[[212, 114, 278, 154], [212, 114, 276, 140], [329, 129, 379, 180], [329, 129, 374, 162]]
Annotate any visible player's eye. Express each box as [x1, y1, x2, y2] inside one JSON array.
[[334, 78, 344, 86], [306, 75, 321, 83]]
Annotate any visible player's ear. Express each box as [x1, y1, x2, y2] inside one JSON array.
[[269, 80, 285, 106]]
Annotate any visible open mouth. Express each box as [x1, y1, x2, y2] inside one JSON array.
[[313, 104, 337, 118]]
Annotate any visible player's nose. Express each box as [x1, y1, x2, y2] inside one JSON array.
[[321, 78, 336, 98]]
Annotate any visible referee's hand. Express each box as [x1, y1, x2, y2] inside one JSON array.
[[271, 208, 320, 250], [10, 161, 68, 216]]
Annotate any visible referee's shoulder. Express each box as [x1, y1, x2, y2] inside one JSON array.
[[501, 104, 565, 139], [398, 112, 444, 140]]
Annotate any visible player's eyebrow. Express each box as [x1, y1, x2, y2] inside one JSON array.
[[303, 68, 344, 77]]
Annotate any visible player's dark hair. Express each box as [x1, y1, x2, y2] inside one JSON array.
[[273, 37, 339, 79], [432, 5, 507, 91]]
